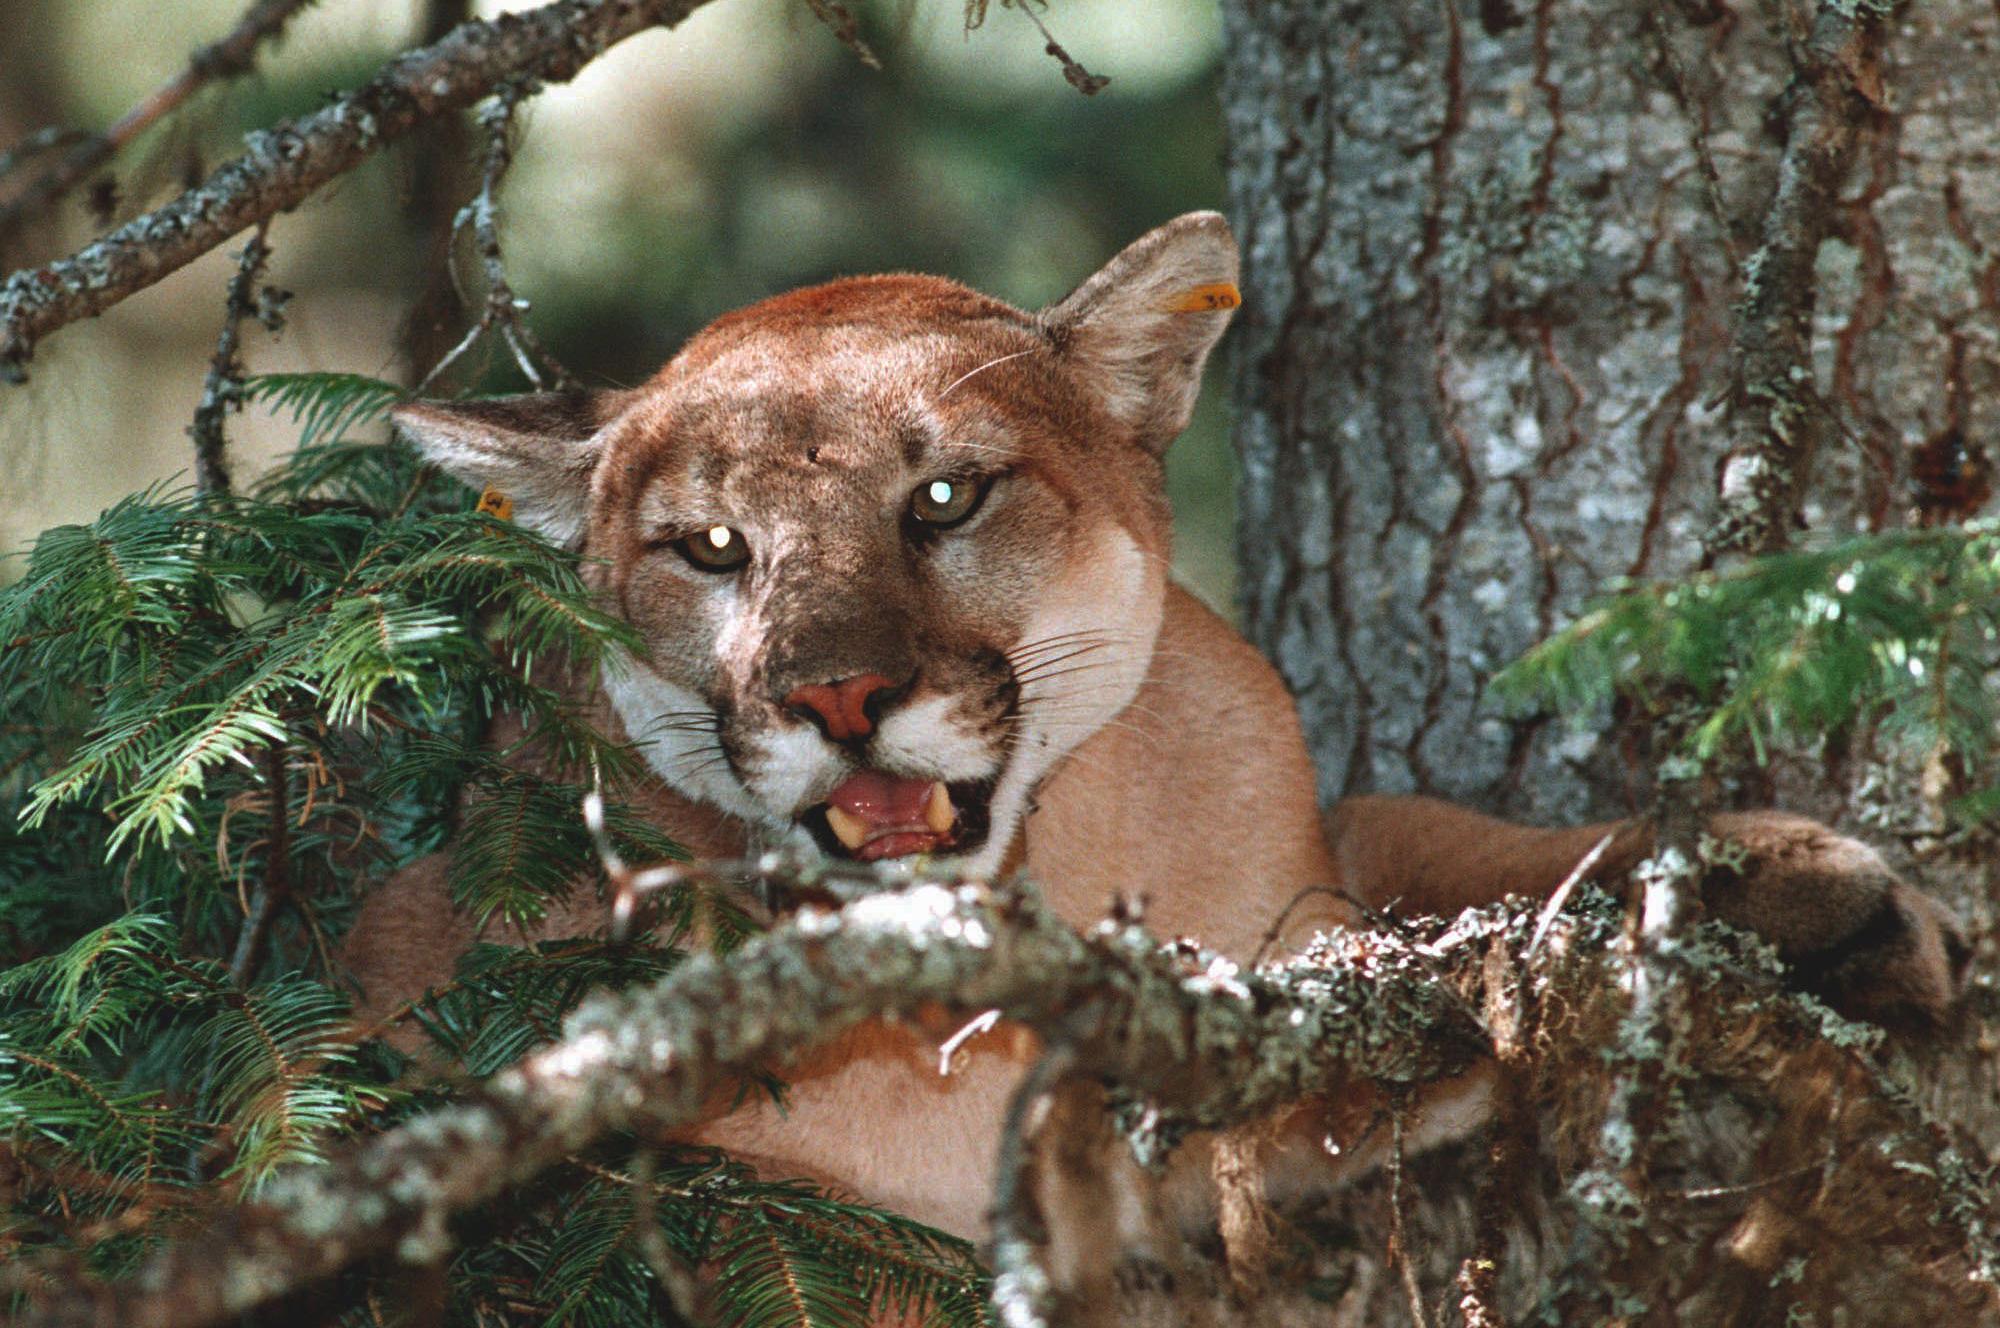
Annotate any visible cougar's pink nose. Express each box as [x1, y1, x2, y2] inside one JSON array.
[[784, 673, 897, 742]]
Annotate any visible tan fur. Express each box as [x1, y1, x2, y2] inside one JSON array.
[[347, 214, 1964, 1258]]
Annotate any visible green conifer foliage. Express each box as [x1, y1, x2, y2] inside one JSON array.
[[1494, 523, 2000, 811], [0, 374, 989, 1325]]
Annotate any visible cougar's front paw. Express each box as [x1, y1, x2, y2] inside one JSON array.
[[1701, 812, 1970, 1026]]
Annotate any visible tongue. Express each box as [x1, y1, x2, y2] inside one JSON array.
[[824, 771, 953, 861], [826, 770, 937, 825]]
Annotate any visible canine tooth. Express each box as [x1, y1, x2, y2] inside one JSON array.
[[925, 781, 955, 834], [825, 805, 870, 851]]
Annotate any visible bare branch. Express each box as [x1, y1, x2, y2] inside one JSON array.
[[416, 90, 574, 393], [0, 129, 91, 189], [0, 0, 316, 248], [962, 1, 1109, 96], [802, 0, 882, 71], [187, 222, 284, 497], [1705, 1, 1894, 559], [1543, 763, 1709, 1316], [0, 0, 721, 382], [987, 1043, 1080, 1328]]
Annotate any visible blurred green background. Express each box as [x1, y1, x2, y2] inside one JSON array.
[[0, 0, 1238, 608]]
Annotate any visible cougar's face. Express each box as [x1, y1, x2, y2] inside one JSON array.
[[394, 212, 1239, 875], [583, 287, 1170, 873]]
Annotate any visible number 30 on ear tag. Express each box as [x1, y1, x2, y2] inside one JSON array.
[[476, 489, 515, 522], [1166, 282, 1242, 314]]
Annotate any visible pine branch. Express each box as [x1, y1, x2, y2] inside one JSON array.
[[246, 373, 408, 454], [1492, 521, 2000, 812], [0, 0, 725, 380]]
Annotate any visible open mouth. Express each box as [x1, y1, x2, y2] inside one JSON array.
[[799, 771, 995, 863]]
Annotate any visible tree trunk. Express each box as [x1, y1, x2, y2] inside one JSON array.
[[1221, 3, 2000, 1323], [1224, 0, 2000, 823]]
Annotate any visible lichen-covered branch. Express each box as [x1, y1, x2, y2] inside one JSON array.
[[0, 0, 316, 248], [4, 877, 1481, 1328], [7, 865, 1996, 1327], [186, 222, 283, 498], [1705, 0, 1894, 559], [0, 0, 721, 381]]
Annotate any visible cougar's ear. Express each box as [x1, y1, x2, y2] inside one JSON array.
[[1040, 210, 1241, 455], [390, 390, 632, 546]]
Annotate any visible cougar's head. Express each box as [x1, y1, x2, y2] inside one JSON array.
[[394, 213, 1239, 875]]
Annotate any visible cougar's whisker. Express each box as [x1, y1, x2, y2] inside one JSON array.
[[937, 347, 1037, 399], [1014, 663, 1121, 690], [1010, 641, 1114, 671], [1010, 650, 1118, 683], [1005, 630, 1117, 661]]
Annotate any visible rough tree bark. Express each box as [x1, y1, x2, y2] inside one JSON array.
[[1225, 0, 2000, 823], [1223, 2, 2000, 1323]]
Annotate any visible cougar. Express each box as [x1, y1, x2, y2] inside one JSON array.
[[345, 212, 1966, 1247]]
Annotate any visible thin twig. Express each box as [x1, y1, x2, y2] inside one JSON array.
[[801, 0, 881, 69], [582, 787, 977, 936], [227, 742, 293, 985], [1387, 1101, 1433, 1328], [1525, 831, 1613, 961], [1637, 6, 1743, 280], [0, 0, 721, 380], [416, 90, 573, 393], [187, 221, 285, 498], [0, 0, 316, 242], [0, 129, 90, 187], [1249, 883, 1352, 969], [937, 1007, 1002, 1075], [962, 1, 1108, 95], [1009, 1, 1108, 96], [622, 1150, 703, 1327]]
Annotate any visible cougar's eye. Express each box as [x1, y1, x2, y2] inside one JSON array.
[[675, 524, 750, 573], [909, 476, 990, 530]]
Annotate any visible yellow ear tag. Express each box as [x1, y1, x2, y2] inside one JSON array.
[[476, 488, 515, 522], [1166, 282, 1242, 314]]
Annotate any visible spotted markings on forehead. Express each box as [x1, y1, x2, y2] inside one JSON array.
[[631, 345, 1038, 512]]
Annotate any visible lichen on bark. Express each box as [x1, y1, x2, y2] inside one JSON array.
[[1223, 0, 2000, 824]]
